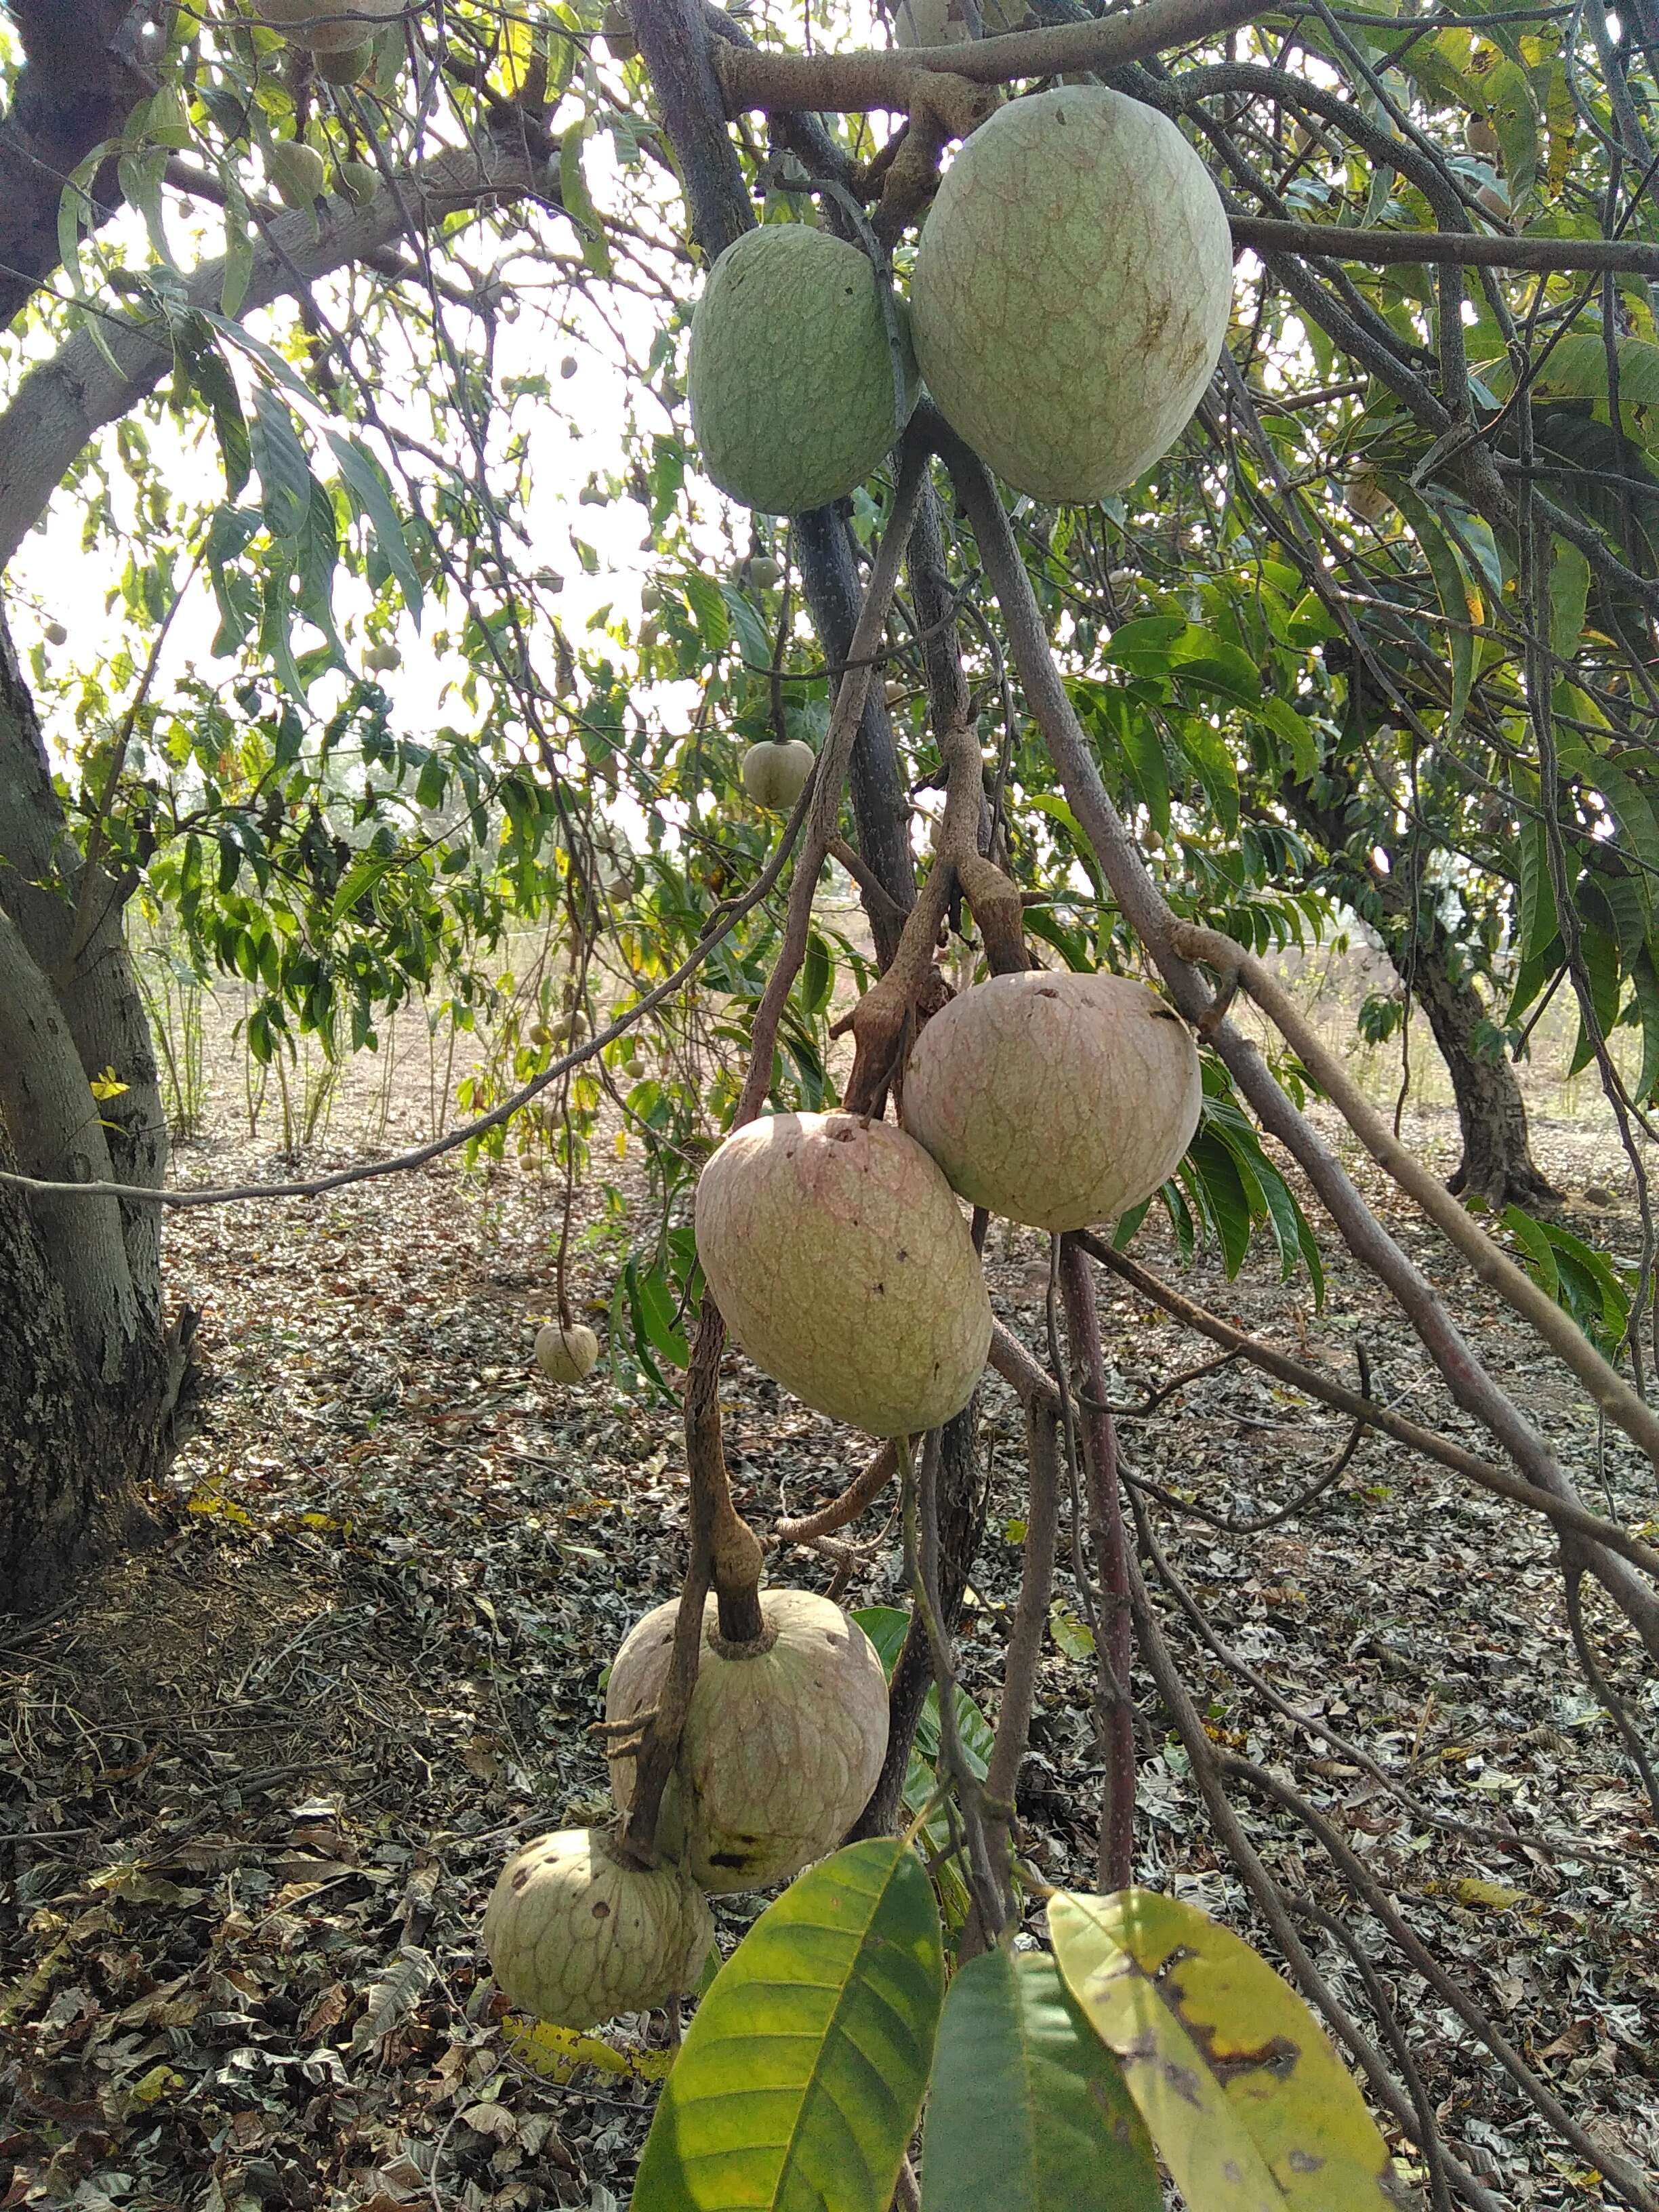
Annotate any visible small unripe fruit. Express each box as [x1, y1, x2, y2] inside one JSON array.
[[337, 157, 377, 203], [1345, 466, 1392, 527], [747, 554, 782, 590], [482, 1827, 712, 2028], [640, 581, 663, 611], [1108, 566, 1137, 589], [528, 1022, 554, 1049], [269, 140, 327, 209], [1465, 113, 1500, 159], [365, 641, 400, 672], [535, 1320, 600, 1382], [903, 969, 1202, 1233], [314, 39, 372, 84], [43, 621, 68, 647], [560, 354, 578, 379], [607, 1589, 889, 1892], [741, 737, 815, 811]]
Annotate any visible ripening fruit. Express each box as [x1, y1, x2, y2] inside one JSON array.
[[607, 1588, 890, 1892], [256, 0, 403, 54], [337, 157, 377, 203], [902, 969, 1202, 1232], [694, 1110, 992, 1436], [313, 39, 372, 83], [688, 226, 916, 514], [482, 1828, 712, 2028], [911, 87, 1232, 501], [535, 1321, 600, 1382], [269, 141, 327, 208], [741, 738, 815, 811]]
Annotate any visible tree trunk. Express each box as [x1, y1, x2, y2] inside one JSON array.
[[1396, 930, 1557, 1210], [0, 610, 199, 1618]]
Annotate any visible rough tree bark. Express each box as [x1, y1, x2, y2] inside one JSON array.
[[0, 616, 198, 1614], [1398, 925, 1557, 1210]]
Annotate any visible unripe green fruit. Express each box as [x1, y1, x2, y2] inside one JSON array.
[[314, 39, 372, 83], [528, 1022, 554, 1049], [911, 88, 1232, 501], [364, 641, 400, 672], [257, 0, 402, 54], [694, 1110, 991, 1437], [560, 354, 578, 379], [640, 581, 663, 611], [535, 1320, 600, 1383], [43, 621, 68, 647], [1345, 466, 1391, 527], [607, 1589, 890, 1892], [1465, 113, 1501, 159], [600, 0, 638, 59], [741, 737, 815, 811], [337, 157, 378, 203], [688, 226, 916, 515], [903, 969, 1202, 1232], [482, 1827, 712, 2028], [269, 140, 327, 209], [746, 554, 782, 590]]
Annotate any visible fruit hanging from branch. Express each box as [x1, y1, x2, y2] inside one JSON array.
[[687, 226, 916, 515], [605, 1589, 890, 1891], [890, 0, 1028, 45], [254, 0, 403, 54], [535, 1321, 600, 1383], [741, 737, 815, 810], [695, 1111, 991, 1437], [481, 1828, 713, 2029], [910, 87, 1233, 501], [902, 970, 1202, 1231]]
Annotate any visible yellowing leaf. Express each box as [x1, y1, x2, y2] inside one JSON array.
[[129, 2064, 186, 2106], [1049, 1889, 1413, 2211], [504, 2018, 672, 2083], [1455, 1879, 1524, 1912], [89, 1066, 130, 1100]]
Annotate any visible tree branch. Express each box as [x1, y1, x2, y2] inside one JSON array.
[[1230, 213, 1659, 277]]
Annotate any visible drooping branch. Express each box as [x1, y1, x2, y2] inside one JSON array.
[[0, 143, 549, 572], [1174, 918, 1659, 1476], [943, 421, 1659, 1660]]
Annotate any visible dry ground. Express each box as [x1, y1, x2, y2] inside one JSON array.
[[3, 996, 1657, 2212]]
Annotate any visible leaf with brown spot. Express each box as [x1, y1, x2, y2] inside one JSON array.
[[1049, 1890, 1417, 2211]]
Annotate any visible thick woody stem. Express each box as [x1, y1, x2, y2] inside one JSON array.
[[775, 1438, 898, 1543], [981, 1401, 1061, 1877], [1059, 1237, 1136, 1893]]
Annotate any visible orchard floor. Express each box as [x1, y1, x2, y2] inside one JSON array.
[[3, 1063, 1658, 2211]]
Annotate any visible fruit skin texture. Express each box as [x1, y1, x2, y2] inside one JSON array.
[[258, 0, 402, 53], [269, 142, 327, 207], [535, 1321, 600, 1382], [902, 969, 1202, 1233], [688, 226, 916, 516], [482, 1827, 713, 2028], [910, 87, 1232, 502], [741, 737, 815, 810], [606, 1589, 889, 1891], [694, 1110, 991, 1437]]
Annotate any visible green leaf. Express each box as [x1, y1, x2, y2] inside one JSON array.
[[328, 432, 425, 626], [1050, 1889, 1406, 2211], [1389, 484, 1477, 734], [558, 121, 613, 279], [1548, 537, 1591, 659], [250, 388, 313, 544], [920, 1950, 1160, 2212], [634, 1840, 944, 2212], [1176, 718, 1239, 837], [802, 929, 834, 1019], [1181, 1129, 1252, 1276], [1116, 703, 1171, 840], [1256, 694, 1320, 783]]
